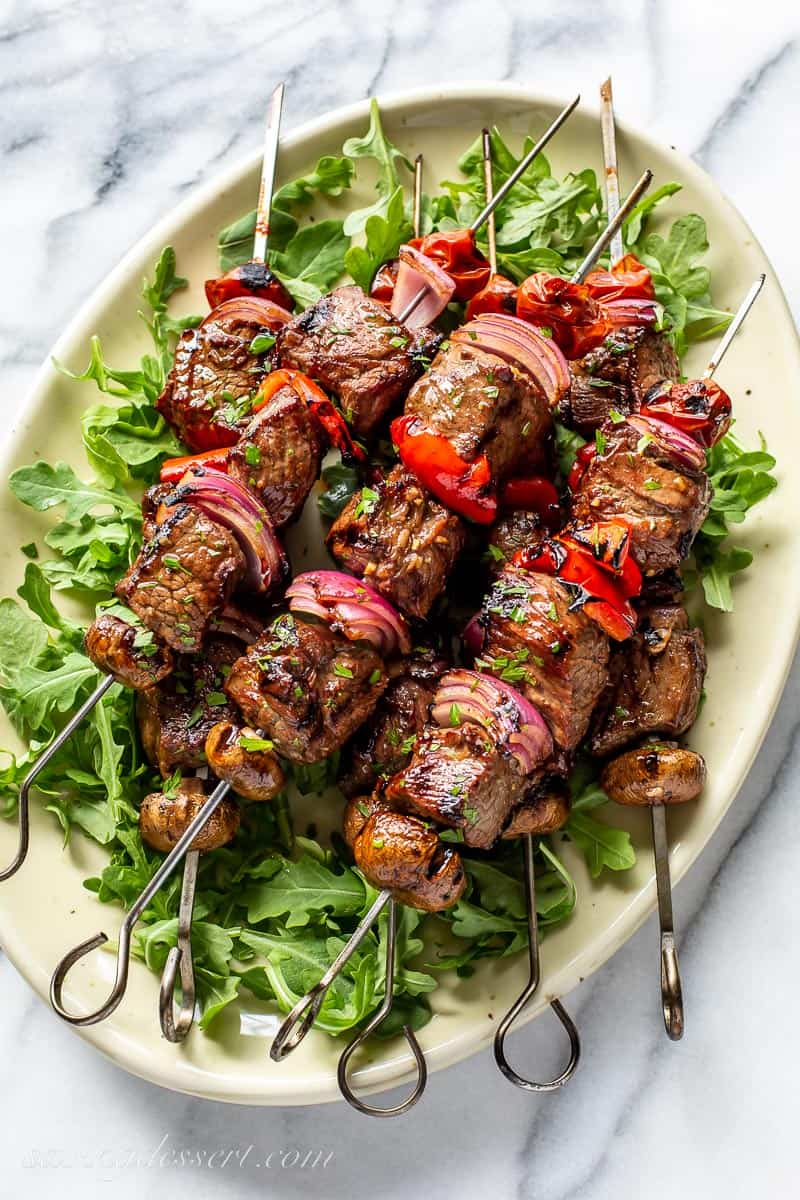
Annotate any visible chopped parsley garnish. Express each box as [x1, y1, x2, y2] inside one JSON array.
[[206, 691, 228, 706], [163, 554, 192, 576], [354, 487, 379, 519], [244, 443, 262, 467], [449, 702, 461, 727], [333, 663, 354, 678], [595, 429, 607, 454], [239, 734, 275, 752]]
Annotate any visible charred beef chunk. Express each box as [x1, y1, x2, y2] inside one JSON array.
[[140, 776, 240, 853], [477, 566, 609, 752], [116, 505, 245, 653], [591, 605, 706, 756], [404, 340, 552, 485], [228, 385, 323, 528], [348, 800, 466, 912], [341, 648, 447, 797], [157, 307, 272, 450], [327, 466, 466, 619], [224, 613, 386, 764], [565, 328, 679, 434], [502, 775, 571, 838], [486, 509, 542, 572], [137, 635, 242, 775], [571, 419, 711, 573], [141, 483, 173, 541], [276, 285, 439, 439], [85, 613, 173, 690], [386, 722, 527, 849]]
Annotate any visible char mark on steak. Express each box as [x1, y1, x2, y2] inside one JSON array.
[[570, 418, 711, 573], [486, 509, 542, 573], [591, 604, 706, 756], [137, 635, 243, 776], [116, 503, 245, 653], [228, 384, 324, 529], [340, 647, 448, 797], [276, 285, 440, 440], [477, 566, 609, 752], [404, 340, 553, 485], [563, 328, 679, 435], [224, 613, 386, 764], [327, 465, 466, 619], [157, 306, 277, 451], [385, 721, 527, 850]]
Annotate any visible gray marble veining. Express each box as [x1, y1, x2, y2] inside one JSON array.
[[1, 1, 799, 1196]]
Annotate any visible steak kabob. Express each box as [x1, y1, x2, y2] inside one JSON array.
[[46, 85, 328, 1038], [269, 176, 655, 1115]]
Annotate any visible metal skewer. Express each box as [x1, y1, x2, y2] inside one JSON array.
[[481, 129, 498, 277], [159, 848, 199, 1042], [396, 94, 581, 324], [571, 169, 652, 284], [252, 82, 285, 264], [645, 272, 766, 1041], [600, 77, 624, 266], [51, 778, 232, 1025], [494, 835, 580, 1088]]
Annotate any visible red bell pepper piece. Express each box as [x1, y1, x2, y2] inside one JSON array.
[[500, 475, 561, 529], [370, 260, 399, 304], [640, 379, 732, 448], [253, 369, 366, 464], [466, 273, 518, 320], [391, 413, 496, 524], [160, 447, 230, 485], [408, 230, 491, 301], [204, 263, 294, 312], [567, 441, 598, 492], [583, 253, 655, 303]]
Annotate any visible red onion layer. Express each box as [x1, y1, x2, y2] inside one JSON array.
[[287, 570, 411, 657], [626, 414, 707, 473], [431, 669, 553, 777], [603, 297, 658, 328], [451, 313, 570, 409], [174, 470, 287, 594], [390, 244, 455, 329]]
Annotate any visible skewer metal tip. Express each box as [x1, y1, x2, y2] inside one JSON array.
[[703, 273, 766, 379]]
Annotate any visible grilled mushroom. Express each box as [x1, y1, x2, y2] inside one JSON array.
[[600, 741, 706, 807], [205, 721, 285, 802], [352, 805, 466, 913], [502, 776, 571, 838], [85, 613, 173, 690], [139, 776, 240, 852]]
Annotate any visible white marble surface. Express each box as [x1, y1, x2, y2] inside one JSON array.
[[2, 0, 799, 1195]]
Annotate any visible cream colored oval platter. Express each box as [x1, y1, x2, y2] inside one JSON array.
[[1, 84, 798, 1106]]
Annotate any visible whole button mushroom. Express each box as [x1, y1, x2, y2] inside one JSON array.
[[205, 721, 285, 802], [140, 775, 240, 853], [600, 741, 707, 807]]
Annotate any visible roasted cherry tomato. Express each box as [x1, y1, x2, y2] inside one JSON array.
[[641, 378, 732, 448], [391, 413, 495, 523], [409, 230, 491, 301], [584, 253, 655, 303], [567, 441, 598, 492], [466, 273, 518, 320], [516, 272, 612, 359], [204, 262, 294, 312]]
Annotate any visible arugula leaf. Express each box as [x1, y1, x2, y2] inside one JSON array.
[[344, 186, 412, 292], [318, 461, 361, 519], [270, 220, 350, 309], [342, 99, 412, 236], [243, 853, 365, 927]]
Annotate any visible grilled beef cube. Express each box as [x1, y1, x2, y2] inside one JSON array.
[[341, 648, 447, 796], [486, 509, 542, 572], [327, 466, 466, 619], [404, 340, 552, 486], [565, 328, 679, 434], [140, 776, 240, 853], [276, 285, 439, 439], [224, 613, 386, 764], [137, 636, 242, 775], [116, 505, 245, 653], [85, 613, 173, 690], [228, 385, 323, 528], [591, 605, 706, 756], [348, 800, 466, 912], [386, 722, 527, 849], [141, 483, 172, 541], [571, 419, 712, 573], [157, 307, 272, 451], [478, 566, 609, 751], [502, 775, 571, 838]]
